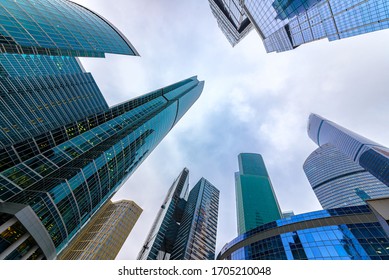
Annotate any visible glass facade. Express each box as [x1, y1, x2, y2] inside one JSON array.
[[0, 76, 204, 259], [139, 172, 219, 260], [0, 53, 108, 148], [304, 143, 389, 209], [218, 202, 389, 260], [208, 0, 253, 46], [137, 168, 190, 260], [235, 153, 281, 235], [209, 0, 389, 53], [307, 113, 389, 188], [0, 0, 138, 57], [171, 178, 219, 260]]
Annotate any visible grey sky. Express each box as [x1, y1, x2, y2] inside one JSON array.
[[73, 0, 389, 260]]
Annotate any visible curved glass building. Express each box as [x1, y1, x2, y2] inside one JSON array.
[[217, 197, 389, 260], [307, 113, 389, 188], [304, 144, 389, 209], [0, 0, 138, 57]]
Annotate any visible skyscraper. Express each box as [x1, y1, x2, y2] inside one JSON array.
[[171, 178, 219, 260], [138, 171, 219, 260], [137, 168, 190, 260], [58, 200, 142, 260], [304, 143, 389, 209], [209, 0, 389, 53], [208, 0, 253, 46], [235, 153, 281, 235], [306, 113, 389, 188], [0, 1, 205, 260], [0, 76, 204, 260]]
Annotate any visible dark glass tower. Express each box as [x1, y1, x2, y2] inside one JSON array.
[[137, 168, 190, 260], [235, 153, 282, 235], [171, 178, 219, 260], [138, 171, 219, 260], [0, 1, 204, 260], [209, 0, 389, 53]]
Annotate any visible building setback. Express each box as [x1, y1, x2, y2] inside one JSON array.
[[58, 200, 142, 260], [235, 153, 282, 235], [208, 0, 389, 53], [138, 170, 219, 260]]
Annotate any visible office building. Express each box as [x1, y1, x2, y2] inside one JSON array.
[[209, 0, 389, 53], [171, 178, 219, 260], [138, 171, 219, 260], [58, 200, 142, 260], [0, 0, 138, 57], [0, 75, 204, 260], [218, 197, 389, 260], [304, 143, 389, 209], [235, 153, 281, 235], [137, 168, 190, 260], [0, 1, 204, 260], [307, 113, 389, 188], [208, 0, 253, 46]]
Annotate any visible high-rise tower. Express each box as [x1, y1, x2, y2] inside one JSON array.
[[138, 171, 219, 260], [58, 200, 142, 260], [171, 178, 219, 260], [304, 143, 389, 209], [209, 0, 389, 53], [137, 168, 190, 260], [0, 76, 204, 260], [235, 153, 282, 235], [0, 1, 204, 260], [306, 114, 389, 188]]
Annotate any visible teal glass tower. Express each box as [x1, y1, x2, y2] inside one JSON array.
[[235, 153, 281, 235], [0, 76, 204, 260], [209, 0, 389, 53], [0, 1, 204, 260]]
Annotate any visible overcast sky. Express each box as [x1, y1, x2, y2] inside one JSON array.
[[73, 0, 389, 260]]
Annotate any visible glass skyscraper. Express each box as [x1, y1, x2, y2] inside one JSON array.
[[0, 76, 204, 260], [304, 143, 389, 209], [208, 0, 253, 46], [0, 1, 204, 260], [307, 113, 389, 189], [209, 0, 389, 53], [138, 170, 219, 260], [137, 168, 190, 260], [235, 153, 282, 235], [218, 197, 389, 260]]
